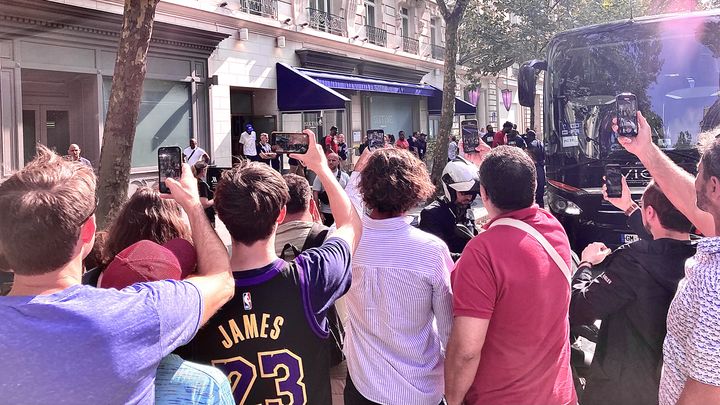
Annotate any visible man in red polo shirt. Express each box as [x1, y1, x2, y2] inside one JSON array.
[[492, 121, 512, 147], [444, 146, 576, 405]]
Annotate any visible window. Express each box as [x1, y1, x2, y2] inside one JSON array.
[[310, 0, 330, 13], [103, 78, 192, 168], [365, 0, 375, 27], [430, 18, 437, 46], [401, 8, 409, 37]]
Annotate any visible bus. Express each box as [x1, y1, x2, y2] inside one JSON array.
[[519, 10, 720, 251]]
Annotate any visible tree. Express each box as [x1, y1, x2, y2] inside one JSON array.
[[429, 0, 473, 188], [96, 0, 160, 228]]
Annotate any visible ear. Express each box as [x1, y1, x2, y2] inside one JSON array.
[[643, 204, 656, 222], [710, 176, 720, 202], [276, 205, 287, 224], [80, 216, 96, 244], [309, 198, 322, 223], [479, 185, 489, 202]]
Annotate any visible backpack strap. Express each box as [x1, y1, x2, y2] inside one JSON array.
[[280, 243, 302, 261], [301, 223, 330, 251], [489, 218, 571, 285]]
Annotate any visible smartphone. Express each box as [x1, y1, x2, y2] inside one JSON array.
[[366, 129, 385, 151], [271, 132, 309, 154], [461, 120, 480, 153], [605, 164, 623, 198], [158, 146, 183, 194], [616, 93, 638, 137]]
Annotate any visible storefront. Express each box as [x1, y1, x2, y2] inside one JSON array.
[[0, 0, 228, 177]]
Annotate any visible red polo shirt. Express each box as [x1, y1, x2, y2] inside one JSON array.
[[452, 205, 577, 405]]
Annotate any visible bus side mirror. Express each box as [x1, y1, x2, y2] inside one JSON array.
[[519, 63, 538, 108]]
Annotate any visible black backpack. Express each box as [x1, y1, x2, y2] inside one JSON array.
[[280, 223, 345, 367]]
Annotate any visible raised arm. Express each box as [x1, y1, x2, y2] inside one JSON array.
[[166, 165, 234, 325], [619, 112, 714, 236], [291, 130, 362, 252]]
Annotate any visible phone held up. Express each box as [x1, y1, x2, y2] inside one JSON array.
[[461, 120, 480, 154], [366, 129, 385, 151], [158, 146, 183, 194], [605, 164, 623, 199], [616, 93, 638, 137], [271, 132, 310, 154]]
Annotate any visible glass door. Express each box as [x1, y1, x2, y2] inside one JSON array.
[[22, 105, 72, 159]]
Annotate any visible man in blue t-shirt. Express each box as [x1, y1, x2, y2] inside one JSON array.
[[0, 146, 235, 404], [177, 129, 362, 404]]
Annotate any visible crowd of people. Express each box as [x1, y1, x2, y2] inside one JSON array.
[[2, 109, 720, 405]]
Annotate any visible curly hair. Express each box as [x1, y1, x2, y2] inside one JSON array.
[[359, 148, 435, 215], [103, 187, 191, 266]]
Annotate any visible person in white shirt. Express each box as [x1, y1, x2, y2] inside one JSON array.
[[183, 138, 209, 166], [448, 136, 459, 161], [239, 123, 259, 161], [343, 147, 454, 405], [313, 153, 349, 227]]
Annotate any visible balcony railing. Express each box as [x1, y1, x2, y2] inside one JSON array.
[[402, 36, 419, 54], [431, 44, 445, 60], [307, 8, 346, 36], [241, 0, 278, 19], [365, 25, 387, 47]]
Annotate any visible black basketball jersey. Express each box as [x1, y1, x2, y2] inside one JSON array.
[[177, 259, 332, 405]]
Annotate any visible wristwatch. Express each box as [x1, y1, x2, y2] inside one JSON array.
[[624, 202, 640, 216]]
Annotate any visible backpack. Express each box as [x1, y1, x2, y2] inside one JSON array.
[[279, 223, 345, 367]]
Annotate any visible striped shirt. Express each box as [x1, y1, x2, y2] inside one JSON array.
[[344, 172, 454, 405]]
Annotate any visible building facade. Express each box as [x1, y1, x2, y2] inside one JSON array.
[[0, 0, 540, 177]]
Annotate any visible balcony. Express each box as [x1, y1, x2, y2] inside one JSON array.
[[431, 44, 445, 60], [402, 36, 419, 54], [365, 25, 387, 47], [240, 0, 277, 19], [307, 8, 346, 36]]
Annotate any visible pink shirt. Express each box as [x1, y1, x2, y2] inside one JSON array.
[[395, 139, 410, 149], [452, 206, 577, 405]]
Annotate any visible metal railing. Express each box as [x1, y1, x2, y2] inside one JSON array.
[[431, 44, 445, 60], [241, 0, 278, 19], [365, 25, 387, 47], [307, 8, 346, 36], [402, 36, 419, 54]]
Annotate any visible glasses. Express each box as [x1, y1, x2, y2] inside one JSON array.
[[81, 196, 99, 224]]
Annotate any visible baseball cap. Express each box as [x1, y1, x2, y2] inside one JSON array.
[[99, 238, 196, 290]]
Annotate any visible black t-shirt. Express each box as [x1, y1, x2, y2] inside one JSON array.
[[176, 238, 352, 405], [197, 179, 215, 222], [506, 135, 527, 149]]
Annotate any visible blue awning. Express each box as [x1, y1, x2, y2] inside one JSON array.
[[276, 63, 350, 111], [298, 68, 437, 97], [427, 85, 477, 115]]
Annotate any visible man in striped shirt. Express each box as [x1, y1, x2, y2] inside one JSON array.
[[343, 147, 454, 405]]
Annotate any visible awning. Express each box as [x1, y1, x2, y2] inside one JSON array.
[[427, 85, 477, 115], [298, 68, 436, 97], [276, 63, 350, 111]]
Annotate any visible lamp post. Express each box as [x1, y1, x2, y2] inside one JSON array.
[[501, 88, 512, 112]]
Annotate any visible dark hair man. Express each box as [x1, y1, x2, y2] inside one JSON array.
[[176, 131, 362, 404], [445, 146, 576, 405], [419, 157, 480, 259], [184, 138, 210, 166], [617, 112, 720, 404], [416, 133, 428, 160], [0, 146, 234, 403], [492, 121, 513, 148], [343, 147, 453, 405], [570, 181, 695, 405], [484, 125, 495, 145], [525, 130, 546, 207], [239, 123, 258, 161], [325, 126, 339, 155]]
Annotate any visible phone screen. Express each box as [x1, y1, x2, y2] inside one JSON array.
[[271, 132, 309, 154], [461, 120, 480, 153], [617, 93, 638, 137], [158, 146, 183, 194], [366, 130, 385, 151], [605, 164, 623, 198]]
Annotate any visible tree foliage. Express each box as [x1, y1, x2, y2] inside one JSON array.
[[459, 0, 715, 84]]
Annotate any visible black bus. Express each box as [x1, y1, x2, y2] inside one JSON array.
[[520, 11, 720, 251]]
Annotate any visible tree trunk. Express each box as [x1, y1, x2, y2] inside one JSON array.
[[96, 0, 160, 228], [430, 18, 461, 188]]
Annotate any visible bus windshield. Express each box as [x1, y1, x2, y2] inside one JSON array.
[[547, 16, 720, 159]]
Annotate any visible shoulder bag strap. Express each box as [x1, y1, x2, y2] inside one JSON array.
[[489, 218, 571, 285]]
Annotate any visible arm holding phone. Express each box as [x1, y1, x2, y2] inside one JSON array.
[[290, 130, 362, 252], [618, 112, 715, 236]]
